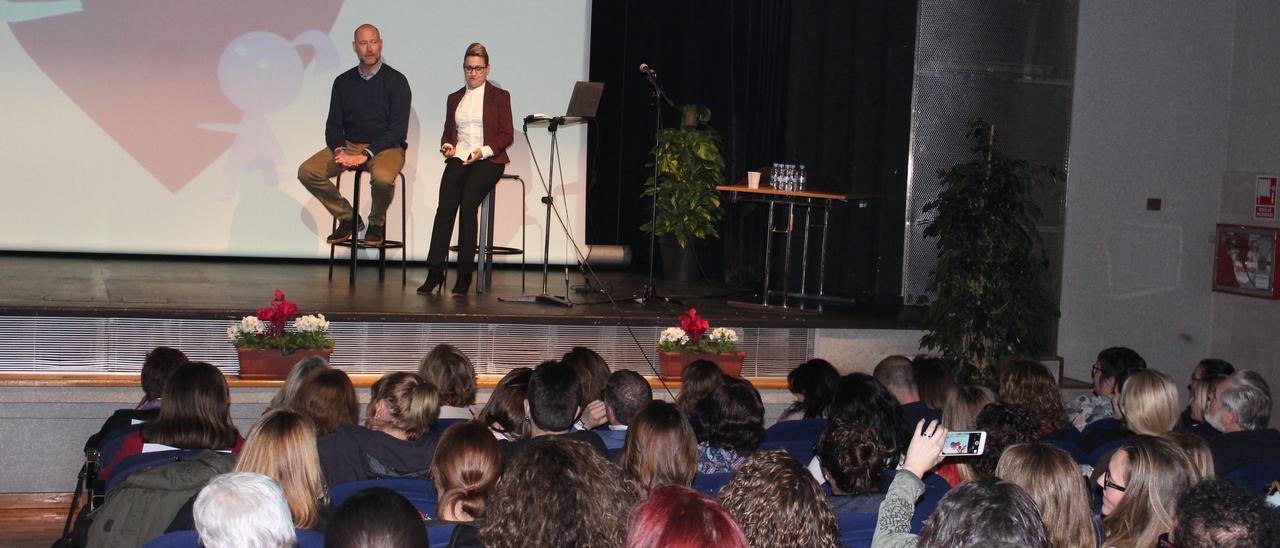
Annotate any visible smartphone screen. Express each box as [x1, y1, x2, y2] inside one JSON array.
[[940, 431, 986, 456]]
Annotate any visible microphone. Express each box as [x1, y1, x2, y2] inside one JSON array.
[[639, 63, 656, 78]]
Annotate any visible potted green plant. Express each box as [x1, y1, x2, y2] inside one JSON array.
[[919, 120, 1059, 386], [642, 105, 725, 281], [228, 290, 335, 380]]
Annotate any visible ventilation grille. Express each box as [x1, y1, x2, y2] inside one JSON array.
[[0, 316, 813, 377]]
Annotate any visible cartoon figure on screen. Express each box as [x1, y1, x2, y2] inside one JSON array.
[[200, 30, 339, 199], [416, 42, 514, 296]]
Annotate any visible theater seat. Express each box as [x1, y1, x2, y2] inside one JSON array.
[[432, 418, 468, 436], [1225, 462, 1280, 493], [760, 418, 828, 464], [426, 523, 457, 548], [691, 472, 735, 497], [1044, 429, 1090, 464], [106, 449, 211, 492], [835, 511, 878, 548], [330, 479, 439, 518], [143, 528, 323, 547]]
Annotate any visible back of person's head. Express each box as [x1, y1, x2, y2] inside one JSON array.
[[995, 443, 1094, 548], [998, 358, 1068, 433], [368, 372, 439, 440], [477, 367, 531, 440], [1165, 430, 1216, 479], [717, 449, 839, 548], [911, 356, 957, 409], [194, 472, 295, 548], [971, 402, 1041, 479], [431, 421, 501, 522], [268, 356, 329, 411], [942, 384, 995, 431], [527, 360, 581, 432], [828, 373, 908, 462], [1097, 346, 1147, 390], [1197, 358, 1236, 379], [785, 359, 841, 419], [417, 344, 477, 407], [235, 409, 327, 530], [1215, 370, 1273, 431], [139, 346, 188, 406], [815, 419, 889, 496], [563, 346, 612, 404], [481, 436, 641, 548], [626, 484, 747, 548], [1118, 369, 1180, 435], [873, 355, 917, 400], [675, 359, 725, 414], [917, 478, 1049, 548], [1103, 435, 1202, 547], [292, 368, 359, 438], [605, 369, 653, 425], [622, 400, 699, 492], [325, 487, 427, 548], [691, 377, 764, 453], [1174, 479, 1280, 548], [144, 361, 238, 449]]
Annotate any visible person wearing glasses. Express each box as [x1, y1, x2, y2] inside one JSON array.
[[1096, 435, 1202, 548], [1066, 346, 1147, 431], [417, 42, 514, 296]]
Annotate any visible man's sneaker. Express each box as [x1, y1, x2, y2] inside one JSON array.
[[326, 216, 365, 244], [362, 224, 385, 246]]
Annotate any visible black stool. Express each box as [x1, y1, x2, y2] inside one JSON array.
[[327, 166, 408, 285], [448, 174, 526, 294]]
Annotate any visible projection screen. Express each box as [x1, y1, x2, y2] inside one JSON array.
[[0, 0, 590, 263]]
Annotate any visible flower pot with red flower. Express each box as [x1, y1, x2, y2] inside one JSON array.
[[228, 290, 335, 380], [656, 308, 745, 379]]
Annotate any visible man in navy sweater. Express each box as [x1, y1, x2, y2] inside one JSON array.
[[298, 24, 411, 246]]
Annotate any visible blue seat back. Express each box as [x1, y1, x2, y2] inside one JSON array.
[[1044, 434, 1090, 464], [432, 418, 468, 436], [144, 529, 322, 548], [835, 511, 878, 548], [330, 479, 439, 517], [911, 473, 952, 532], [761, 419, 828, 464], [426, 523, 458, 548], [106, 449, 208, 492], [691, 472, 735, 497], [1225, 462, 1280, 493], [99, 423, 144, 468]]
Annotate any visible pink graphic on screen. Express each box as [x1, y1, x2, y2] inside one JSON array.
[[8, 0, 343, 193]]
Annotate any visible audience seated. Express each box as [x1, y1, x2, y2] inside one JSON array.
[[430, 421, 500, 524], [1207, 370, 1280, 477], [599, 369, 653, 450], [417, 344, 479, 423], [292, 368, 360, 438], [968, 402, 1040, 481], [1166, 430, 1216, 479], [690, 377, 765, 474], [626, 484, 747, 548], [325, 487, 428, 548], [193, 472, 295, 548], [910, 357, 956, 411], [777, 358, 840, 422], [675, 359, 726, 415], [102, 362, 243, 478], [872, 419, 1049, 547], [621, 400, 699, 493], [999, 358, 1069, 435], [935, 384, 995, 486], [1067, 346, 1146, 431], [1182, 370, 1231, 441], [1172, 478, 1280, 548], [1089, 369, 1181, 475], [265, 356, 329, 412], [995, 443, 1097, 548], [1097, 434, 1203, 547], [481, 436, 641, 547], [318, 372, 440, 485], [828, 373, 908, 467], [815, 419, 890, 513], [718, 449, 840, 548], [1176, 358, 1235, 438], [86, 346, 188, 453], [497, 360, 608, 461], [564, 346, 613, 430], [875, 355, 942, 428], [476, 367, 531, 441]]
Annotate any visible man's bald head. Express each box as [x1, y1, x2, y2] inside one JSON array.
[[873, 355, 918, 404], [354, 24, 380, 41]]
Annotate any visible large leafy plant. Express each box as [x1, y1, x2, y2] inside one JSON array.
[[641, 105, 726, 248], [920, 120, 1058, 386]]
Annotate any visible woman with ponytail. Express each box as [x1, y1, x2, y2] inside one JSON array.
[[430, 421, 500, 525], [318, 372, 442, 486]]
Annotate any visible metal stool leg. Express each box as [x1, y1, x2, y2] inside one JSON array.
[[328, 172, 344, 281], [399, 172, 407, 286], [478, 189, 494, 293]]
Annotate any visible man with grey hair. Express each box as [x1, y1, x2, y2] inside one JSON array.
[[194, 472, 296, 548], [1206, 370, 1280, 477], [873, 355, 940, 427]]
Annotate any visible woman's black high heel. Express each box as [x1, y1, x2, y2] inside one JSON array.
[[451, 272, 472, 295], [416, 269, 445, 294]]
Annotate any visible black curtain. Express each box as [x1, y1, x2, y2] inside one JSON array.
[[587, 0, 917, 304]]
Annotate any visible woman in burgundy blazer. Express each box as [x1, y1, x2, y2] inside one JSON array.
[[418, 42, 514, 295]]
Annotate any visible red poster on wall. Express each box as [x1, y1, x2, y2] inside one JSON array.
[[1255, 176, 1277, 220]]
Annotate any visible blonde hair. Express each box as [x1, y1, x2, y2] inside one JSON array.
[[368, 372, 440, 440], [1118, 369, 1180, 436], [1103, 435, 1202, 548], [464, 42, 489, 65], [235, 409, 328, 529], [1165, 431, 1215, 479], [942, 384, 995, 484], [996, 443, 1095, 548]]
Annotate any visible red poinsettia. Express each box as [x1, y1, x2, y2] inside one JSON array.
[[680, 308, 710, 342], [256, 289, 298, 336]]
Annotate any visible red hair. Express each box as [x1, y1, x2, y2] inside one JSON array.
[[626, 485, 747, 548]]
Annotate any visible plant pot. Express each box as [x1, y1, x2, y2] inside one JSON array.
[[659, 236, 702, 282], [236, 347, 333, 380], [658, 351, 746, 380]]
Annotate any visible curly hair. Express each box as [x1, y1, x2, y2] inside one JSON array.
[[689, 378, 764, 453], [477, 367, 531, 440], [627, 485, 747, 548], [971, 402, 1041, 479], [917, 479, 1049, 548], [814, 419, 888, 495], [828, 373, 908, 465], [999, 359, 1068, 433], [717, 450, 839, 548], [367, 372, 439, 441], [481, 436, 641, 548], [1174, 478, 1280, 548]]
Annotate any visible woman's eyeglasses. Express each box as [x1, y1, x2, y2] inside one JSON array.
[[463, 65, 487, 73], [1103, 471, 1127, 493]]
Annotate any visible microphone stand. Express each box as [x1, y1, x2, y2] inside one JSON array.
[[633, 70, 680, 307]]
